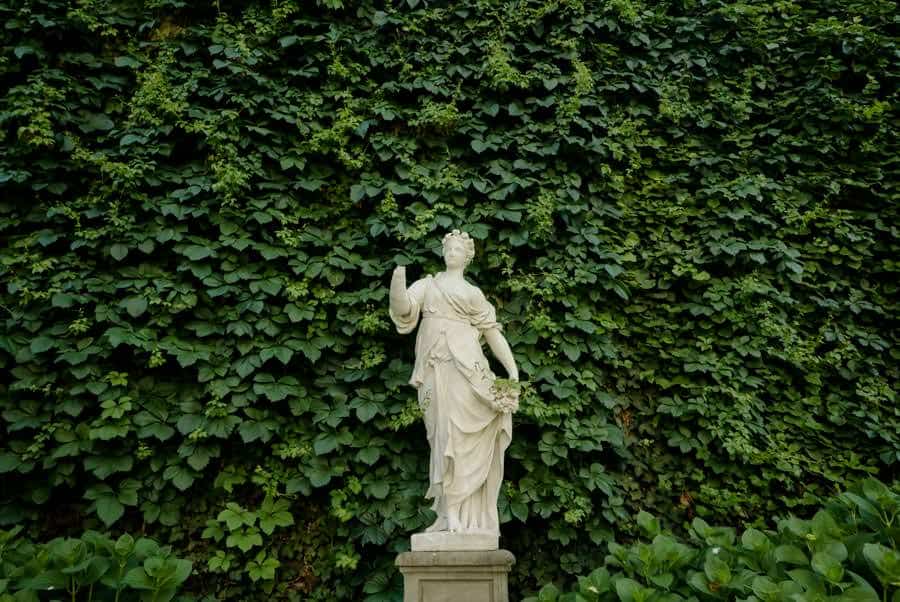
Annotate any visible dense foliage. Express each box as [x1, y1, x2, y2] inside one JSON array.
[[525, 478, 900, 602], [0, 528, 193, 601], [0, 0, 896, 599]]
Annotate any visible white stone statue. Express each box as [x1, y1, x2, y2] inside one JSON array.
[[389, 230, 519, 550]]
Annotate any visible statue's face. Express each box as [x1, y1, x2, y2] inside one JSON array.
[[443, 238, 468, 270]]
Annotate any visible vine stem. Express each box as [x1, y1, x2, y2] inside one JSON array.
[[114, 561, 125, 602]]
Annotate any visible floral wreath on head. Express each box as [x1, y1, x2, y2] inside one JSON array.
[[442, 229, 476, 267]]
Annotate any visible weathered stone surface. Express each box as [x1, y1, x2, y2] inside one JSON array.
[[396, 550, 515, 602], [411, 530, 498, 551], [389, 230, 520, 537]]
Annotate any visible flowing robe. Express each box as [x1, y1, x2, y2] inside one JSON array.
[[389, 273, 512, 533]]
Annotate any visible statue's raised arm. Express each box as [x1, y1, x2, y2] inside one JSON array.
[[388, 265, 430, 335], [389, 265, 411, 317]]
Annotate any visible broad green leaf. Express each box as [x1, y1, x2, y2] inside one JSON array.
[[97, 496, 124, 526], [110, 243, 129, 261], [30, 336, 55, 353], [775, 545, 808, 565], [863, 543, 900, 585], [704, 554, 732, 586], [636, 511, 660, 537], [811, 551, 844, 583], [122, 296, 148, 318], [537, 583, 560, 601], [182, 245, 214, 261]]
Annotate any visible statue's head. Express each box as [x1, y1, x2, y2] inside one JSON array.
[[442, 229, 475, 270]]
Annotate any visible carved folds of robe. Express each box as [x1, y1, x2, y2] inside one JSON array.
[[389, 273, 512, 534]]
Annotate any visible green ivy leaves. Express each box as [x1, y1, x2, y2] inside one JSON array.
[[201, 497, 294, 583], [0, 0, 897, 600]]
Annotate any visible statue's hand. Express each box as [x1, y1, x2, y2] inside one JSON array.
[[391, 266, 407, 295], [392, 265, 406, 286], [390, 265, 411, 315]]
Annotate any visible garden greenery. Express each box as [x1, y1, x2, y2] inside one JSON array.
[[0, 528, 193, 602], [0, 0, 896, 599], [525, 478, 900, 602]]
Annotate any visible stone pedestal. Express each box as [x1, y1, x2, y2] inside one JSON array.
[[395, 550, 515, 602]]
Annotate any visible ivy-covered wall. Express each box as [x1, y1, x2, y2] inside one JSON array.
[[1, 0, 896, 599]]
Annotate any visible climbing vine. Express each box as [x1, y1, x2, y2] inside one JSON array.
[[0, 0, 897, 599]]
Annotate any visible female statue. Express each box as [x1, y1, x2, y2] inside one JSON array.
[[389, 230, 519, 537]]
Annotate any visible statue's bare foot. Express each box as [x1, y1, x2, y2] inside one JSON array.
[[425, 516, 447, 532], [447, 515, 462, 532]]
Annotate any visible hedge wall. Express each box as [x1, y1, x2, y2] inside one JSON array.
[[1, 0, 896, 599]]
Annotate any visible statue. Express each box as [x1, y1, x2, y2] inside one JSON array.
[[389, 229, 519, 547]]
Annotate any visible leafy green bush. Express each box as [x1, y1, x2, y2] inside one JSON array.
[[525, 478, 900, 602], [0, 527, 193, 602], [0, 0, 896, 599]]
